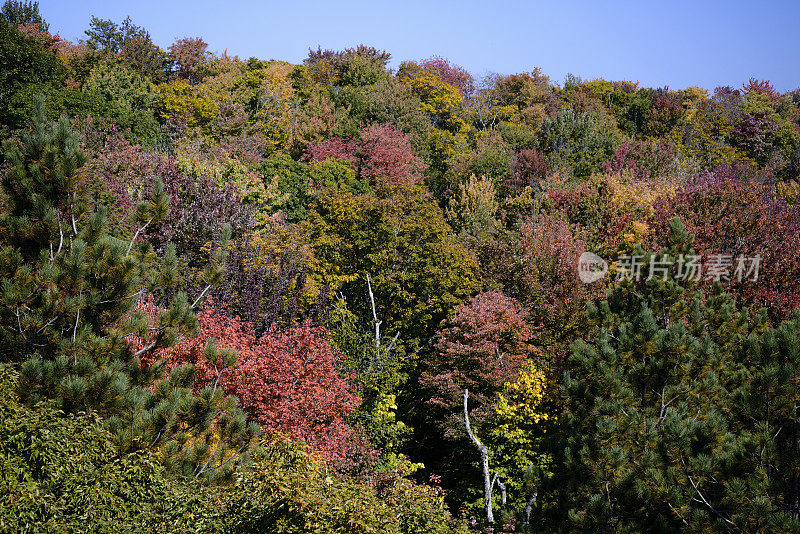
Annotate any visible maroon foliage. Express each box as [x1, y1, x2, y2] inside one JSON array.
[[359, 123, 424, 190], [420, 290, 537, 439], [305, 124, 424, 192], [515, 211, 603, 364], [420, 56, 473, 96], [168, 37, 209, 84], [646, 88, 683, 136], [512, 147, 550, 187], [652, 163, 800, 321], [731, 112, 779, 165], [306, 136, 359, 168]]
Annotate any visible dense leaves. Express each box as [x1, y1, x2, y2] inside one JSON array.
[[2, 5, 800, 531]]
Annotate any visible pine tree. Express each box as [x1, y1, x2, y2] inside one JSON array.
[[537, 217, 800, 532], [0, 1, 47, 30], [0, 99, 258, 481]]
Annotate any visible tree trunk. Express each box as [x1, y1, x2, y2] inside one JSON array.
[[464, 388, 494, 525]]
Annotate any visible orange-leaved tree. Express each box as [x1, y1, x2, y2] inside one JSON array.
[[143, 303, 360, 461]]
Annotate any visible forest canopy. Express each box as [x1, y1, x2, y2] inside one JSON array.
[[1, 2, 800, 532]]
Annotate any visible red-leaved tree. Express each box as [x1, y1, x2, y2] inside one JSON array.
[[142, 304, 360, 461], [652, 164, 800, 321], [515, 211, 603, 365], [306, 124, 423, 192], [420, 290, 537, 439], [359, 123, 424, 190]]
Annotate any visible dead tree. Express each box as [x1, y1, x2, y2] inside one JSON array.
[[464, 388, 504, 525], [366, 273, 382, 347]]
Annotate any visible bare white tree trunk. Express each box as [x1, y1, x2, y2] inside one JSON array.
[[366, 273, 381, 347], [464, 388, 494, 525]]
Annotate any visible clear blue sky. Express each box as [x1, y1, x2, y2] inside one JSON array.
[[38, 0, 800, 92]]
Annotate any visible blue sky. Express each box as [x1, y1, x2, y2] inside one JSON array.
[[38, 0, 800, 92]]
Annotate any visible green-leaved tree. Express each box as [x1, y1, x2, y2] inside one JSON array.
[[0, 99, 258, 481]]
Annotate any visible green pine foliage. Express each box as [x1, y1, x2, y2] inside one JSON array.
[[0, 99, 258, 482], [539, 219, 800, 531]]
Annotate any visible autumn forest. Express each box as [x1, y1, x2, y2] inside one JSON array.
[[2, 1, 800, 532]]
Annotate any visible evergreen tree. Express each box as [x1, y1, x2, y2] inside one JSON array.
[[0, 0, 47, 30], [0, 16, 64, 132], [537, 217, 800, 532], [0, 99, 258, 481]]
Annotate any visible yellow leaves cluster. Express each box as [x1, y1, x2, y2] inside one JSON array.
[[402, 71, 467, 133], [777, 180, 800, 206], [597, 171, 679, 220], [251, 64, 297, 153], [492, 359, 549, 442], [157, 79, 221, 129], [446, 174, 498, 235]]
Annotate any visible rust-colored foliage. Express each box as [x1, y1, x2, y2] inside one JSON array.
[[516, 211, 603, 364], [420, 290, 537, 438], [512, 147, 550, 187], [144, 304, 360, 461], [306, 124, 424, 191], [742, 77, 778, 100], [168, 37, 208, 84], [652, 163, 800, 321]]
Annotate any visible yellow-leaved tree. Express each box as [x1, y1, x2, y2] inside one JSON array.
[[487, 358, 554, 525]]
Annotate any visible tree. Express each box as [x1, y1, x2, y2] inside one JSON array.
[[1, 0, 46, 29], [307, 123, 426, 193], [742, 77, 778, 100], [514, 210, 601, 363], [0, 100, 257, 480], [0, 365, 227, 532], [511, 147, 550, 188], [446, 173, 499, 237], [0, 364, 465, 533], [121, 33, 167, 82], [168, 37, 209, 84], [419, 56, 473, 97], [306, 186, 479, 357], [83, 15, 148, 55], [422, 290, 537, 437], [540, 218, 800, 531], [84, 60, 158, 110], [156, 79, 221, 132], [730, 112, 778, 165], [417, 290, 537, 517], [0, 17, 64, 131], [147, 305, 360, 462], [359, 123, 425, 191], [601, 138, 677, 180], [644, 87, 684, 137], [147, 169, 255, 294], [463, 388, 501, 526], [226, 439, 468, 534], [538, 105, 621, 178], [400, 69, 467, 133], [485, 358, 552, 526]]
